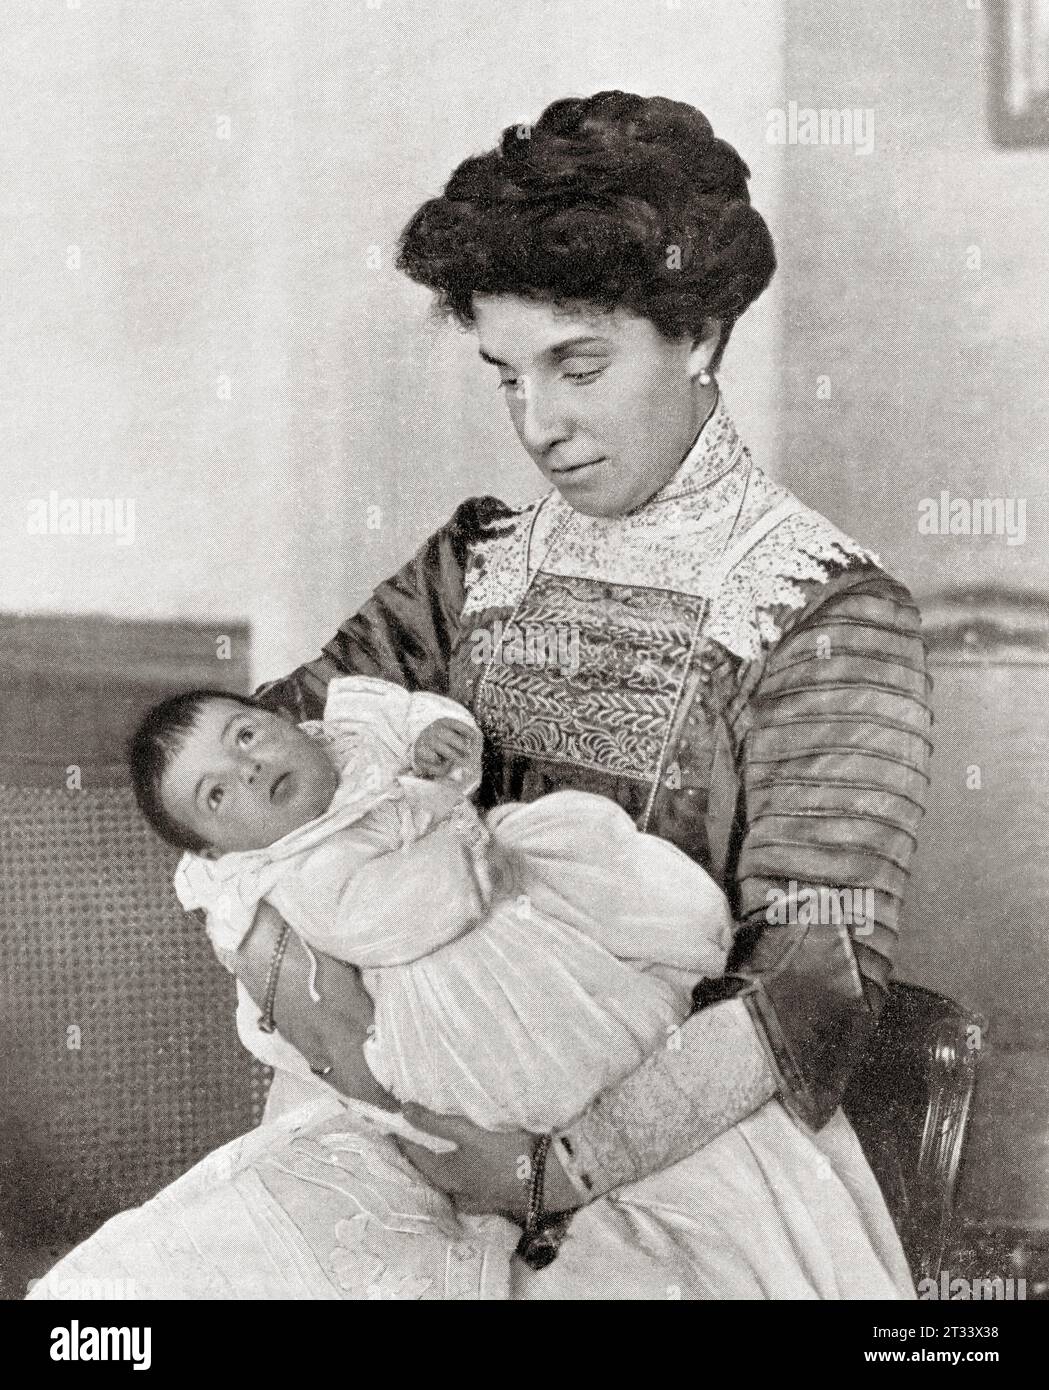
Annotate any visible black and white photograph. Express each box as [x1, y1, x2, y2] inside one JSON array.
[[1, 0, 1046, 1344]]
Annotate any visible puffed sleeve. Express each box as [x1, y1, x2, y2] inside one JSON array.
[[172, 852, 267, 961], [321, 675, 482, 792], [255, 497, 513, 719], [551, 566, 931, 1200], [718, 567, 933, 1129], [266, 810, 492, 967]]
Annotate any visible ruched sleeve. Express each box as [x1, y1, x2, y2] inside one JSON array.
[[720, 567, 933, 1128], [321, 675, 482, 793], [172, 851, 265, 961], [255, 497, 512, 719], [267, 811, 492, 966], [552, 565, 931, 1198]]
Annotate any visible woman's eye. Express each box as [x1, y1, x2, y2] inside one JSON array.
[[564, 367, 604, 384], [207, 786, 224, 812], [496, 377, 520, 393]]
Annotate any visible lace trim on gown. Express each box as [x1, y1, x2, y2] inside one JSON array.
[[461, 393, 879, 662]]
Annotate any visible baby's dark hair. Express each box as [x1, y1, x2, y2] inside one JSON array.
[[397, 90, 776, 366], [127, 688, 260, 854]]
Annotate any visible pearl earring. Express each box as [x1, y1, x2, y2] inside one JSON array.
[[698, 369, 713, 387]]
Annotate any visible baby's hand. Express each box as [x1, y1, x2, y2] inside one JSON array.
[[411, 718, 482, 781]]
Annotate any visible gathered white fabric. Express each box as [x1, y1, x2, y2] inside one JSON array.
[[28, 417, 918, 1302], [176, 675, 733, 1133], [361, 789, 731, 1131], [28, 1095, 522, 1301]]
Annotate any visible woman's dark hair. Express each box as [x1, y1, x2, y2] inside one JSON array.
[[127, 688, 260, 854], [397, 90, 776, 365]]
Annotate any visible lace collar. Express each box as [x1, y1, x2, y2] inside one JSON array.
[[647, 391, 747, 501], [463, 396, 879, 661]]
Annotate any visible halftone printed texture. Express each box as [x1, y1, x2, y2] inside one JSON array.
[[397, 90, 776, 352], [0, 780, 269, 1254]]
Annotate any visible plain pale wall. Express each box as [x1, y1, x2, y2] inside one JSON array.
[[773, 3, 1049, 1080], [779, 0, 1049, 598], [0, 0, 784, 685]]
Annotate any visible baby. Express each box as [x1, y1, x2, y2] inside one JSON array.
[[128, 676, 733, 1137]]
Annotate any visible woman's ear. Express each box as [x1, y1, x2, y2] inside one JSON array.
[[687, 318, 723, 379]]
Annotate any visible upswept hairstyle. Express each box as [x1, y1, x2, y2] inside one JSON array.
[[127, 688, 260, 854], [397, 90, 776, 364]]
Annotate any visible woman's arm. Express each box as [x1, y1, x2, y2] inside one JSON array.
[[391, 568, 931, 1216], [546, 568, 932, 1201], [235, 811, 498, 1097], [392, 997, 776, 1216], [549, 999, 775, 1201], [235, 902, 396, 1110], [253, 497, 510, 719], [270, 569, 930, 1215]]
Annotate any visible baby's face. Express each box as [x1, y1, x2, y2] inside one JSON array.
[[160, 699, 340, 854]]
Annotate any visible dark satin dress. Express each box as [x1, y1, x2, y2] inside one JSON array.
[[259, 468, 932, 1137]]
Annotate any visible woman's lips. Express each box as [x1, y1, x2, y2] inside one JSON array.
[[550, 457, 606, 481]]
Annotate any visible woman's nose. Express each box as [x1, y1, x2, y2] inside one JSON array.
[[518, 380, 570, 455]]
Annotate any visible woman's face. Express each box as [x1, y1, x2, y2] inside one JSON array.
[[473, 294, 717, 518]]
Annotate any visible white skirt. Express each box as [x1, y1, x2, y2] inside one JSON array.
[[28, 1087, 914, 1301]]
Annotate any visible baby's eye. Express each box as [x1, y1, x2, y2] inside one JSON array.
[[207, 785, 225, 812], [236, 725, 255, 747]]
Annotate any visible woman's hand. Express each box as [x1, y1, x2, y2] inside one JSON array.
[[235, 901, 398, 1111], [393, 1106, 580, 1219]]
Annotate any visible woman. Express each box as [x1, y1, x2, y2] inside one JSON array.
[[32, 91, 930, 1300]]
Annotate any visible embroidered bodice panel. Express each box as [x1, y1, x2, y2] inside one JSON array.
[[255, 407, 930, 1130], [460, 395, 877, 663], [449, 396, 878, 808]]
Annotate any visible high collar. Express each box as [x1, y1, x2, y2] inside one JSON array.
[[463, 390, 880, 660], [645, 390, 747, 507]]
